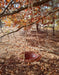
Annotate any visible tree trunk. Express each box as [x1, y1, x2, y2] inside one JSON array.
[[53, 24, 55, 36], [52, 0, 55, 36], [0, 19, 2, 28], [36, 24, 39, 32]]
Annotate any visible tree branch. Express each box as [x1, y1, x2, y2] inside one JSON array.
[[0, 8, 59, 38], [43, 8, 59, 18], [1, 0, 13, 15], [0, 0, 51, 18]]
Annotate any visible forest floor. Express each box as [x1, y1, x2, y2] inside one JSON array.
[[0, 27, 59, 75]]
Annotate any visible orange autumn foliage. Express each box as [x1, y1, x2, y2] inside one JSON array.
[[17, 25, 21, 28], [0, 9, 2, 13], [0, 3, 1, 6], [16, 0, 19, 2], [36, 20, 40, 24], [6, 0, 10, 2], [13, 24, 16, 27]]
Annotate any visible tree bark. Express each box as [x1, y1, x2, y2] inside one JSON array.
[[51, 0, 55, 36], [36, 24, 39, 32]]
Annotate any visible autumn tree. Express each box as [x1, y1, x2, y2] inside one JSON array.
[[0, 0, 59, 38]]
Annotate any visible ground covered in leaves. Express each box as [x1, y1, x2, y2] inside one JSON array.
[[0, 27, 59, 75], [0, 55, 59, 75]]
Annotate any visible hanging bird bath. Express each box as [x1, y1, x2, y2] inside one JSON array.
[[20, 51, 41, 63]]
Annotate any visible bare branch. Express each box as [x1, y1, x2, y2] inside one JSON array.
[[43, 8, 59, 18], [1, 0, 13, 15]]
